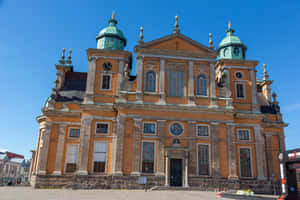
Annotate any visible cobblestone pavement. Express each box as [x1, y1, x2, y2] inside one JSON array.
[[0, 187, 227, 200]]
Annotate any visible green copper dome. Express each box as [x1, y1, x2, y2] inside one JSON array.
[[96, 13, 126, 50], [217, 22, 247, 60]]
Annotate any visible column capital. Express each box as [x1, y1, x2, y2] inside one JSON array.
[[133, 118, 143, 122], [226, 122, 235, 126], [157, 119, 167, 123], [211, 122, 220, 126]]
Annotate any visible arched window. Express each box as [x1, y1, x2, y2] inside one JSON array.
[[145, 71, 156, 92], [196, 74, 208, 96]]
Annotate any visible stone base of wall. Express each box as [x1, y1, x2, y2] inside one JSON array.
[[31, 175, 280, 194]]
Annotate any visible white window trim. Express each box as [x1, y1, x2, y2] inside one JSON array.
[[196, 124, 210, 137], [234, 71, 244, 79], [144, 70, 158, 94], [195, 73, 209, 97], [67, 127, 80, 139], [196, 143, 211, 177], [140, 140, 156, 174], [92, 141, 108, 174], [168, 121, 185, 137], [238, 146, 253, 178], [100, 73, 112, 91], [64, 143, 79, 173], [95, 122, 110, 135], [142, 121, 157, 135], [237, 128, 251, 141], [235, 82, 246, 99]]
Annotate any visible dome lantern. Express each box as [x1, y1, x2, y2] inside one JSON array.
[[217, 21, 247, 60], [96, 12, 127, 50]]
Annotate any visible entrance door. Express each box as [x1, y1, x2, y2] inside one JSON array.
[[170, 159, 182, 186]]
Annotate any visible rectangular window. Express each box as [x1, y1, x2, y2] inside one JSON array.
[[101, 75, 111, 90], [197, 125, 209, 137], [168, 71, 184, 97], [198, 144, 210, 176], [142, 142, 155, 173], [95, 123, 109, 134], [236, 83, 245, 98], [143, 123, 156, 134], [238, 129, 250, 141], [66, 144, 79, 173], [93, 142, 107, 173], [239, 148, 252, 178], [69, 128, 80, 138]]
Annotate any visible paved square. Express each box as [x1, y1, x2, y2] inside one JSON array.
[[0, 187, 226, 200]]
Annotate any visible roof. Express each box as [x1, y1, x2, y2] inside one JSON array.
[[56, 71, 87, 102], [6, 152, 24, 159]]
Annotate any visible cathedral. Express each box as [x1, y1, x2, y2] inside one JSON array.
[[30, 13, 287, 193]]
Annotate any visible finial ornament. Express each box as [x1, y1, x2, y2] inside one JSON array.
[[138, 26, 144, 45], [272, 91, 278, 105], [209, 33, 213, 48], [59, 48, 66, 64], [112, 11, 115, 19], [263, 64, 269, 80], [173, 15, 180, 34], [66, 48, 72, 65], [228, 21, 232, 29]]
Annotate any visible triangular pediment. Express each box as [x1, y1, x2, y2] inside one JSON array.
[[136, 33, 216, 55]]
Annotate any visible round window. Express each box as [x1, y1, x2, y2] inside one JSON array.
[[103, 62, 112, 71], [235, 72, 243, 79], [169, 122, 184, 136]]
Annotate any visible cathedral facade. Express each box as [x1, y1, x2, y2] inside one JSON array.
[[30, 14, 287, 193]]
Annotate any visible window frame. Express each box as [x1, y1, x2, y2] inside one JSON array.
[[167, 66, 187, 97], [64, 143, 79, 173], [237, 128, 251, 141], [140, 140, 156, 174], [196, 143, 211, 177], [238, 146, 253, 178], [196, 74, 209, 97], [95, 122, 110, 135], [144, 70, 157, 93], [68, 127, 81, 139], [235, 82, 246, 99], [142, 121, 157, 135], [92, 141, 108, 174], [196, 124, 210, 137], [100, 73, 112, 91]]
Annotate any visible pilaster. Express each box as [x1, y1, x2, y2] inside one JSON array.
[[52, 124, 67, 175], [250, 68, 260, 112], [227, 123, 238, 179], [77, 116, 92, 175], [83, 57, 96, 104], [188, 61, 195, 105], [265, 133, 275, 180], [211, 122, 220, 177], [209, 63, 218, 108], [254, 125, 267, 180], [111, 116, 125, 175], [36, 122, 52, 175], [159, 58, 166, 104], [188, 121, 197, 175], [117, 60, 125, 96], [156, 120, 166, 176], [136, 55, 143, 103], [131, 118, 142, 175]]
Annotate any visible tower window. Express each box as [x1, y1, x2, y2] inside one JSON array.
[[236, 83, 245, 98], [101, 74, 111, 90], [145, 71, 156, 92], [196, 74, 208, 96]]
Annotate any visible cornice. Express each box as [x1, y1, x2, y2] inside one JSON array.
[[216, 59, 259, 67]]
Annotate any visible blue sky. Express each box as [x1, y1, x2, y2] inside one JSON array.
[[0, 0, 299, 158]]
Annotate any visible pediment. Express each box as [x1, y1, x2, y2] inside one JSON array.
[[136, 33, 217, 55]]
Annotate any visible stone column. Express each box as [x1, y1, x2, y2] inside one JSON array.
[[265, 134, 275, 180], [77, 116, 92, 175], [184, 153, 189, 187], [165, 154, 169, 186], [227, 123, 238, 179], [279, 134, 286, 152], [250, 68, 259, 112], [211, 122, 220, 177], [188, 61, 195, 105], [131, 118, 142, 175], [209, 63, 218, 108], [136, 55, 143, 103], [254, 125, 267, 180], [188, 121, 197, 175], [156, 120, 166, 176], [52, 124, 67, 175], [111, 116, 125, 175], [83, 57, 96, 104], [36, 122, 52, 175], [117, 60, 125, 96], [159, 58, 166, 104]]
